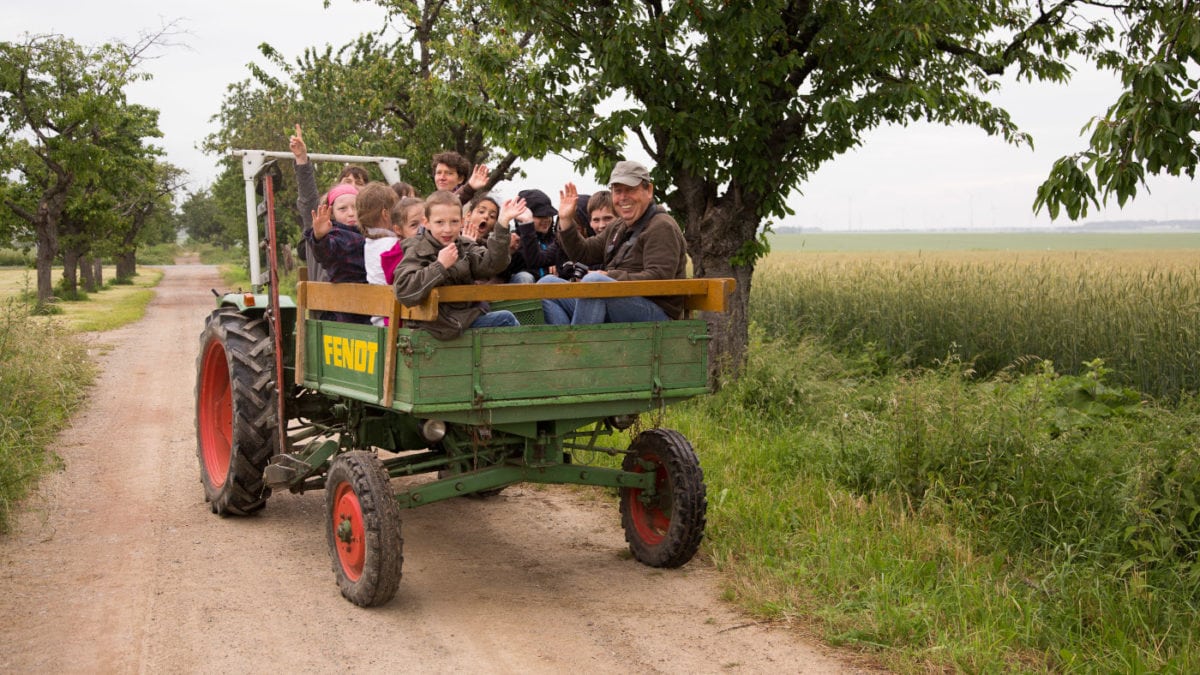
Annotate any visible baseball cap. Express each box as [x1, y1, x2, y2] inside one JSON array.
[[608, 160, 651, 187]]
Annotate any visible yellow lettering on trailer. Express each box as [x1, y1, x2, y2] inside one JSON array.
[[322, 335, 378, 375]]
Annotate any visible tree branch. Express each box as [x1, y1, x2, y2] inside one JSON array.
[[633, 125, 659, 163], [2, 197, 37, 224], [933, 0, 1078, 75]]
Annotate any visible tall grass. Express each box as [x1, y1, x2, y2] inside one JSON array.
[[0, 248, 34, 267], [752, 251, 1200, 400], [675, 334, 1200, 671], [0, 301, 95, 531]]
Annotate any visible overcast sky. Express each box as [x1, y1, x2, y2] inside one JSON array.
[[7, 0, 1198, 231]]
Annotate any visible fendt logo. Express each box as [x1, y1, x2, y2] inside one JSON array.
[[323, 336, 379, 375]]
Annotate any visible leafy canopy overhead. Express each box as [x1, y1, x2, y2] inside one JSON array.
[[0, 31, 171, 300], [499, 0, 1116, 231], [1036, 2, 1199, 220], [206, 0, 549, 195]]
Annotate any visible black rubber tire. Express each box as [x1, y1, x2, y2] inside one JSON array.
[[194, 308, 278, 516], [326, 451, 404, 607], [619, 428, 707, 568]]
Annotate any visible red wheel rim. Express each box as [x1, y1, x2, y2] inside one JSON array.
[[332, 481, 366, 581], [628, 454, 671, 545], [198, 339, 233, 487]]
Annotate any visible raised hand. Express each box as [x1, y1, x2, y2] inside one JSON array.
[[289, 123, 308, 164], [558, 182, 579, 227], [311, 202, 332, 239], [462, 219, 480, 242], [436, 242, 459, 269], [468, 164, 490, 190], [499, 196, 527, 226]]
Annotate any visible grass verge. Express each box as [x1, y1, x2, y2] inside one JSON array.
[[0, 301, 97, 531], [674, 333, 1200, 672], [54, 269, 162, 332], [0, 267, 164, 531]]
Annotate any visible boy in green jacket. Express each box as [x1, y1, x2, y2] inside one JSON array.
[[393, 191, 527, 340]]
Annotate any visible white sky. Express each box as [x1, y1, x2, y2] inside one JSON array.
[[7, 0, 1198, 231]]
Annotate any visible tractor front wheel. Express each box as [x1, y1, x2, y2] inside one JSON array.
[[195, 309, 278, 516], [325, 451, 403, 607], [619, 428, 707, 568]]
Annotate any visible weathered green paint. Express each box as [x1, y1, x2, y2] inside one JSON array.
[[300, 319, 710, 424], [263, 438, 339, 489], [303, 320, 387, 403], [395, 321, 709, 414], [393, 464, 655, 509], [293, 317, 711, 504]]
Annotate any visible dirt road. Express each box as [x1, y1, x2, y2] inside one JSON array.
[[1, 264, 862, 673]]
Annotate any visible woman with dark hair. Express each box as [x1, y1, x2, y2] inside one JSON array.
[[431, 150, 489, 204]]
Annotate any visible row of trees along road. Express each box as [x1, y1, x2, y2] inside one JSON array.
[[0, 29, 184, 306], [203, 1, 1194, 384]]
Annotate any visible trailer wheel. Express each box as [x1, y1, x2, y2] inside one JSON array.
[[620, 428, 707, 568], [326, 451, 403, 607], [195, 309, 277, 516]]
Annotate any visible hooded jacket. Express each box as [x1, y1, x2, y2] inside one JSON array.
[[392, 223, 512, 339]]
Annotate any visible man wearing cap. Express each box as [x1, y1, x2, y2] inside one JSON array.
[[538, 160, 688, 325], [512, 188, 570, 282]]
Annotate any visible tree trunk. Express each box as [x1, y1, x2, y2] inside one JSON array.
[[117, 210, 144, 281], [80, 255, 97, 293], [116, 251, 136, 280], [93, 258, 104, 287], [673, 177, 761, 387], [25, 176, 71, 307], [693, 212, 756, 386], [61, 248, 80, 298], [35, 213, 59, 305], [36, 237, 55, 305]]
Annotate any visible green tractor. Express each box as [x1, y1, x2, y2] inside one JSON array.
[[195, 150, 734, 606]]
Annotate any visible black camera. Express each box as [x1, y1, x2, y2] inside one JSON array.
[[559, 261, 589, 281]]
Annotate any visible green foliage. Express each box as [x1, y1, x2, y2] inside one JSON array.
[[27, 302, 62, 316], [52, 278, 89, 302], [498, 1, 1114, 228], [1037, 2, 1200, 219], [175, 187, 240, 249], [191, 242, 248, 266], [0, 301, 95, 531], [0, 32, 173, 301], [680, 334, 1200, 670], [136, 243, 183, 265], [204, 0, 538, 240]]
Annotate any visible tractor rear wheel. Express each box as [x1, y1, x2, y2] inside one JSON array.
[[619, 428, 707, 568], [326, 451, 403, 607], [195, 308, 278, 516]]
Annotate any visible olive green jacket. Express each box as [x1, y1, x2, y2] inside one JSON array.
[[392, 224, 511, 339]]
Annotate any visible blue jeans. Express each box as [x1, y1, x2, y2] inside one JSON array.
[[538, 273, 669, 325], [470, 310, 519, 328], [509, 271, 535, 284]]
